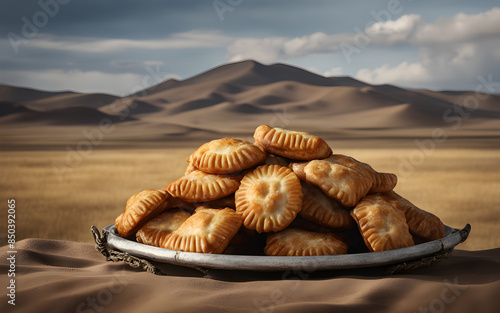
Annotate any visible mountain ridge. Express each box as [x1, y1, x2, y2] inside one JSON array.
[[1, 60, 498, 130]]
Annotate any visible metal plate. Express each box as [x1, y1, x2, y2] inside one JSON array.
[[103, 223, 470, 272]]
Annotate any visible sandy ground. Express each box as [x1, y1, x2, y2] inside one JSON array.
[[1, 135, 498, 251]]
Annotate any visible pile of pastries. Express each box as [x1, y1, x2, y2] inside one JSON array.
[[114, 125, 445, 256]]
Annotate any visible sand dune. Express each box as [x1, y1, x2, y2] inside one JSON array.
[[0, 106, 134, 125], [25, 92, 118, 111], [329, 103, 446, 128], [99, 97, 163, 116], [0, 84, 74, 103], [162, 60, 346, 88], [327, 76, 371, 87], [0, 86, 125, 126], [0, 84, 118, 111], [0, 101, 32, 116], [416, 89, 500, 113], [130, 60, 499, 131], [1, 60, 499, 133]]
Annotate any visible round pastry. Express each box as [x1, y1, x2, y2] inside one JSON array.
[[235, 164, 303, 233]]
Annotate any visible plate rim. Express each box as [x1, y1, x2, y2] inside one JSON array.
[[103, 223, 470, 271]]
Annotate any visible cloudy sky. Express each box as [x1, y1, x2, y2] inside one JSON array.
[[0, 0, 499, 96]]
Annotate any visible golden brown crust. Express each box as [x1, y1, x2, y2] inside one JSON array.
[[164, 170, 240, 203], [253, 125, 332, 160], [184, 163, 198, 176], [323, 155, 397, 193], [290, 160, 372, 207], [136, 209, 191, 247], [113, 125, 448, 258], [351, 194, 414, 252], [115, 189, 171, 238], [264, 228, 348, 256], [381, 191, 445, 241], [369, 172, 398, 193], [235, 165, 303, 233], [162, 207, 242, 254], [188, 137, 266, 174], [299, 181, 354, 229]]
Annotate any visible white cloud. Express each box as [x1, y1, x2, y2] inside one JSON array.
[[110, 60, 165, 69], [225, 8, 500, 90], [412, 8, 500, 44], [142, 60, 165, 66], [355, 37, 500, 89], [355, 62, 429, 86], [305, 67, 322, 75], [365, 14, 424, 45], [21, 30, 232, 53], [227, 37, 288, 63], [305, 66, 343, 77], [227, 33, 351, 63], [2, 8, 500, 93], [364, 7, 500, 46], [225, 8, 500, 62], [0, 69, 180, 96], [323, 67, 343, 77]]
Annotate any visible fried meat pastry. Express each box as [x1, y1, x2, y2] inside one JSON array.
[[184, 163, 198, 175], [290, 160, 372, 207], [351, 194, 414, 252], [299, 181, 354, 229], [115, 189, 171, 238], [253, 125, 332, 160], [325, 154, 397, 193], [162, 207, 242, 254], [164, 170, 240, 203], [188, 137, 266, 174], [264, 228, 348, 256], [235, 165, 303, 233], [136, 209, 191, 247], [381, 191, 445, 241]]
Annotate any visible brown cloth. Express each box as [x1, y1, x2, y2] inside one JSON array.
[[1, 239, 499, 313]]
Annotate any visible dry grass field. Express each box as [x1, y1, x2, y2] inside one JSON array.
[[0, 139, 499, 251]]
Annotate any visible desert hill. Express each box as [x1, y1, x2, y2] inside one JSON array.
[[0, 84, 118, 111], [0, 84, 73, 104], [0, 85, 124, 126], [1, 60, 499, 133], [1, 106, 134, 126], [415, 89, 500, 114], [0, 101, 32, 117]]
